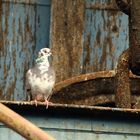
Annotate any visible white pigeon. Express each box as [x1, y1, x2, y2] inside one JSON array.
[[26, 48, 55, 108]]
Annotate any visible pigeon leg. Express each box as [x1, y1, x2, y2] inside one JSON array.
[[34, 99, 38, 107], [31, 99, 38, 107], [45, 98, 49, 109]]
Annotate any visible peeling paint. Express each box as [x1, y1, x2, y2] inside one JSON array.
[[82, 0, 128, 74], [0, 0, 51, 100]]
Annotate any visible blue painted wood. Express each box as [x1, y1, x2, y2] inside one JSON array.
[[0, 0, 51, 100], [82, 0, 129, 73]]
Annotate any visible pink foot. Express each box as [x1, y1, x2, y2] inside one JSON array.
[[44, 98, 53, 109], [45, 99, 49, 109], [31, 99, 38, 107]]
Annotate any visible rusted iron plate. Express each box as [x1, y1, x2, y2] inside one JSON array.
[[54, 70, 115, 93], [115, 49, 131, 108], [50, 0, 85, 82], [51, 70, 140, 108]]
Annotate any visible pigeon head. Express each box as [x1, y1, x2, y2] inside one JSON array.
[[36, 48, 52, 64], [38, 48, 52, 57]]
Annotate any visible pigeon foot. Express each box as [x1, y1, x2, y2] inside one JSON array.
[[31, 99, 38, 107]]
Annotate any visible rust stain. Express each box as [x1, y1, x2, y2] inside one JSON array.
[[86, 3, 119, 11], [4, 64, 8, 79], [82, 33, 91, 73], [100, 36, 115, 70], [4, 2, 10, 36], [96, 28, 101, 45], [12, 49, 16, 69], [115, 49, 131, 108], [0, 0, 4, 55], [18, 18, 22, 35], [3, 49, 17, 100], [37, 15, 40, 25], [51, 0, 85, 82], [33, 3, 37, 52], [100, 38, 107, 70], [12, 18, 16, 44], [5, 75, 17, 100]]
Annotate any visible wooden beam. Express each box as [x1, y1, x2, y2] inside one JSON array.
[[0, 103, 55, 140]]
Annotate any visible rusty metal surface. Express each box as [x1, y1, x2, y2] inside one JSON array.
[[115, 49, 131, 108], [50, 0, 129, 82], [129, 1, 140, 75], [0, 0, 51, 100], [50, 70, 140, 108], [53, 70, 115, 93], [50, 0, 85, 82]]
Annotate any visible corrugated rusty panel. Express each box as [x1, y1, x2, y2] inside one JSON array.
[[50, 0, 129, 82], [50, 0, 85, 82], [0, 0, 51, 100]]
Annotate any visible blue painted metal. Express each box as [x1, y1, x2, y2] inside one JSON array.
[[0, 110, 140, 140], [0, 0, 51, 100], [82, 0, 129, 73]]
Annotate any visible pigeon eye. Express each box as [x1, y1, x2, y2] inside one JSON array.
[[44, 50, 47, 53]]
